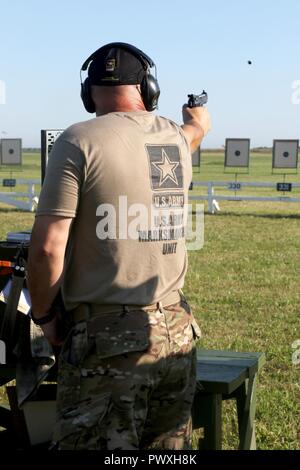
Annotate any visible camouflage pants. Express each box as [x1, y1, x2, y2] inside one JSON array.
[[52, 298, 200, 450]]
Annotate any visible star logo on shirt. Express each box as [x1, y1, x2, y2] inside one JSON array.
[[151, 149, 179, 186], [146, 144, 183, 191]]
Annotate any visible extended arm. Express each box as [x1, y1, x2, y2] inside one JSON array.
[[181, 104, 211, 153]]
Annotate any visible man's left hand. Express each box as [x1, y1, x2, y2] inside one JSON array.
[[39, 315, 66, 347]]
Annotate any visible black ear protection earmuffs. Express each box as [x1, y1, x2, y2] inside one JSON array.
[[80, 42, 160, 113]]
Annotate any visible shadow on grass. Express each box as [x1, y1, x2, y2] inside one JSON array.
[[0, 208, 29, 213], [200, 211, 300, 220]]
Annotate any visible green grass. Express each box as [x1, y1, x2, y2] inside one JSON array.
[[187, 208, 300, 449], [0, 152, 300, 449], [0, 153, 41, 180]]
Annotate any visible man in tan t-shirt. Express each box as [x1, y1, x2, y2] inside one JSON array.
[[27, 42, 211, 450]]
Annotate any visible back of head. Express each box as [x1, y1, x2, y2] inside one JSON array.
[[80, 42, 160, 113]]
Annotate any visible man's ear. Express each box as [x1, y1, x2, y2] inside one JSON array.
[[90, 85, 97, 102]]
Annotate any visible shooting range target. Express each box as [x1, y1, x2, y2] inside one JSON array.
[[225, 138, 250, 168], [41, 129, 64, 182], [272, 139, 299, 169], [192, 146, 201, 167], [0, 139, 22, 165]]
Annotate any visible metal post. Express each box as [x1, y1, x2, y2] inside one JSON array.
[[208, 182, 214, 214], [28, 182, 35, 212]]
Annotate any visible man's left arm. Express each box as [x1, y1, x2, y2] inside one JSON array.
[[27, 215, 73, 346]]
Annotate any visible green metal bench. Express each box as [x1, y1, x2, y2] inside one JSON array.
[[193, 349, 266, 450]]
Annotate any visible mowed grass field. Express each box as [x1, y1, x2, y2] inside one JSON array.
[[0, 151, 299, 449]]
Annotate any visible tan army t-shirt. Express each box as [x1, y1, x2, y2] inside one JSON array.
[[37, 112, 192, 309]]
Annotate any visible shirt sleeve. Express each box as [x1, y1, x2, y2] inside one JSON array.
[[36, 138, 86, 217]]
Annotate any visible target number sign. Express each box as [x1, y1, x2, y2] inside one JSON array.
[[277, 183, 292, 192], [2, 179, 16, 187], [228, 182, 242, 190]]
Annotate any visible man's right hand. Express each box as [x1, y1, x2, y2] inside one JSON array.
[[182, 104, 211, 137]]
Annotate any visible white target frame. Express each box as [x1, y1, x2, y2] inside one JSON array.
[[41, 129, 64, 182], [192, 146, 201, 169], [0, 138, 22, 165], [272, 139, 299, 170], [225, 138, 250, 168]]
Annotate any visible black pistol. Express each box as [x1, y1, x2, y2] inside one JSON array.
[[187, 90, 208, 108]]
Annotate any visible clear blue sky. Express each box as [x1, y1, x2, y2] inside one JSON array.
[[0, 0, 299, 147]]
